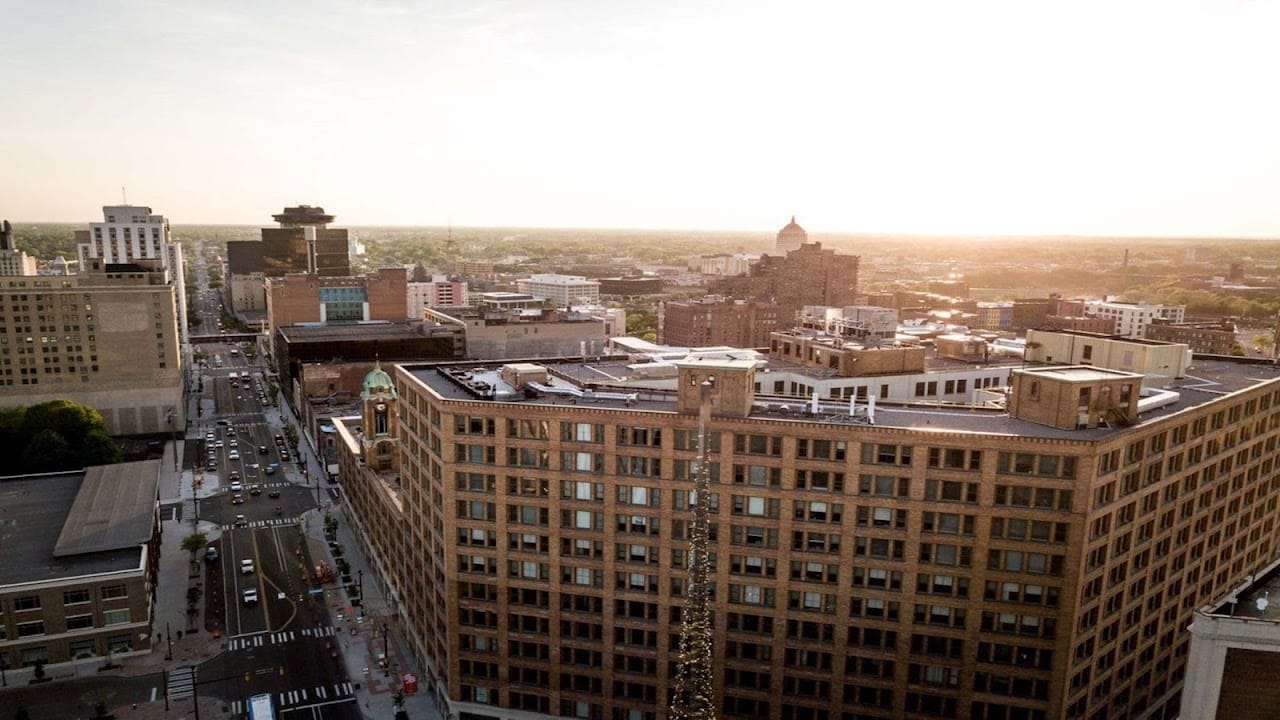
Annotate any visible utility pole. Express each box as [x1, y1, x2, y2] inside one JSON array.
[[669, 379, 717, 720]]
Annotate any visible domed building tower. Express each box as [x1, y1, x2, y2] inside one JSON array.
[[360, 361, 400, 473], [775, 215, 808, 254]]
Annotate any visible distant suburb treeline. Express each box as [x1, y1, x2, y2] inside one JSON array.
[[0, 400, 122, 474]]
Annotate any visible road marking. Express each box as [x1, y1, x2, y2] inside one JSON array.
[[287, 697, 358, 712], [316, 685, 328, 699]]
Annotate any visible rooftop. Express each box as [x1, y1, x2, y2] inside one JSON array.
[[279, 321, 456, 343], [0, 463, 156, 587], [400, 355, 1280, 441], [55, 460, 161, 557], [1206, 556, 1280, 622]]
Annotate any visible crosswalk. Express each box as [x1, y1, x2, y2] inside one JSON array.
[[226, 625, 337, 651], [227, 682, 355, 714], [220, 517, 298, 531], [166, 666, 196, 700]]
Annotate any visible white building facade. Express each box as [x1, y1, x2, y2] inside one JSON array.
[[517, 273, 600, 307], [1084, 300, 1185, 339], [78, 205, 189, 346]]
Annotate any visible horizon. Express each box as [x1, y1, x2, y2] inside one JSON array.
[[5, 1, 1280, 236], [9, 218, 1280, 244]]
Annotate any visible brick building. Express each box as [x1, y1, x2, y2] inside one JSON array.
[[0, 461, 161, 669], [660, 298, 781, 349], [333, 344, 1280, 720]]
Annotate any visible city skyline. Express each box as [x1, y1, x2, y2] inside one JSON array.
[[5, 0, 1280, 237]]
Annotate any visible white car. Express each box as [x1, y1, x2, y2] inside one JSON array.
[[241, 559, 255, 574], [243, 588, 258, 605], [228, 450, 240, 461], [230, 481, 243, 493]]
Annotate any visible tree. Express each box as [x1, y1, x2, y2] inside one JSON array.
[[181, 532, 209, 563], [23, 429, 73, 473]]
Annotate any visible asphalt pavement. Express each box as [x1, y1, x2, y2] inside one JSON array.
[[0, 359, 443, 720]]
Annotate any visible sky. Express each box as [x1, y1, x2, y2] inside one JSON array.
[[3, 0, 1280, 236]]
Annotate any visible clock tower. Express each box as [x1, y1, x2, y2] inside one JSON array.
[[360, 361, 399, 473]]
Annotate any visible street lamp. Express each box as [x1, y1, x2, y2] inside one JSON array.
[[383, 623, 390, 677]]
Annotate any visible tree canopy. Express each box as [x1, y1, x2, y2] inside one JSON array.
[[0, 400, 121, 475]]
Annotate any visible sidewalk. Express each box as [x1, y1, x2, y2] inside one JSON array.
[[113, 399, 441, 719], [299, 500, 442, 720]]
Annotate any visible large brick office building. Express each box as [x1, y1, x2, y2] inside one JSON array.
[[334, 346, 1280, 720]]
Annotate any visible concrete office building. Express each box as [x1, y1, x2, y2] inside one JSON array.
[[1083, 301, 1186, 339], [75, 205, 188, 347], [0, 261, 185, 435], [332, 336, 1280, 720], [424, 305, 608, 361], [0, 220, 37, 276], [408, 275, 470, 320], [0, 460, 161, 669], [517, 274, 601, 307]]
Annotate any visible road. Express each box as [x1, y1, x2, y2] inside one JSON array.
[[188, 244, 361, 719]]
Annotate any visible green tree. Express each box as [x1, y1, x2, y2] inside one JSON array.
[[23, 429, 73, 473], [181, 532, 209, 563], [79, 429, 123, 467]]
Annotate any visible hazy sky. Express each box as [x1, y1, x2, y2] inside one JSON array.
[[4, 0, 1279, 236]]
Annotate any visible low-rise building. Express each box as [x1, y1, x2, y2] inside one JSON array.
[[0, 460, 160, 669]]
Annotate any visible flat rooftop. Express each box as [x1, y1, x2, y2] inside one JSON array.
[[279, 322, 456, 343], [1020, 366, 1143, 383], [1208, 557, 1280, 622], [0, 465, 154, 587], [401, 356, 1280, 441]]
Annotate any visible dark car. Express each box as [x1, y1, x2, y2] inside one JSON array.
[[268, 490, 280, 498], [249, 485, 262, 496], [259, 445, 269, 455]]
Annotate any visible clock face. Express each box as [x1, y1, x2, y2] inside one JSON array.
[[376, 403, 387, 412]]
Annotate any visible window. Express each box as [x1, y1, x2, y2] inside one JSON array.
[[862, 443, 912, 466], [17, 621, 44, 637], [66, 615, 94, 630], [13, 596, 41, 611], [563, 452, 604, 473]]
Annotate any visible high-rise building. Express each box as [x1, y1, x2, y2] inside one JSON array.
[[333, 341, 1280, 720], [775, 216, 808, 254], [257, 205, 352, 277], [0, 220, 38, 276], [711, 242, 859, 321], [75, 205, 188, 346], [0, 260, 185, 434]]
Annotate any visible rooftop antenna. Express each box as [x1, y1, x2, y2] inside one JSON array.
[[121, 186, 127, 204]]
